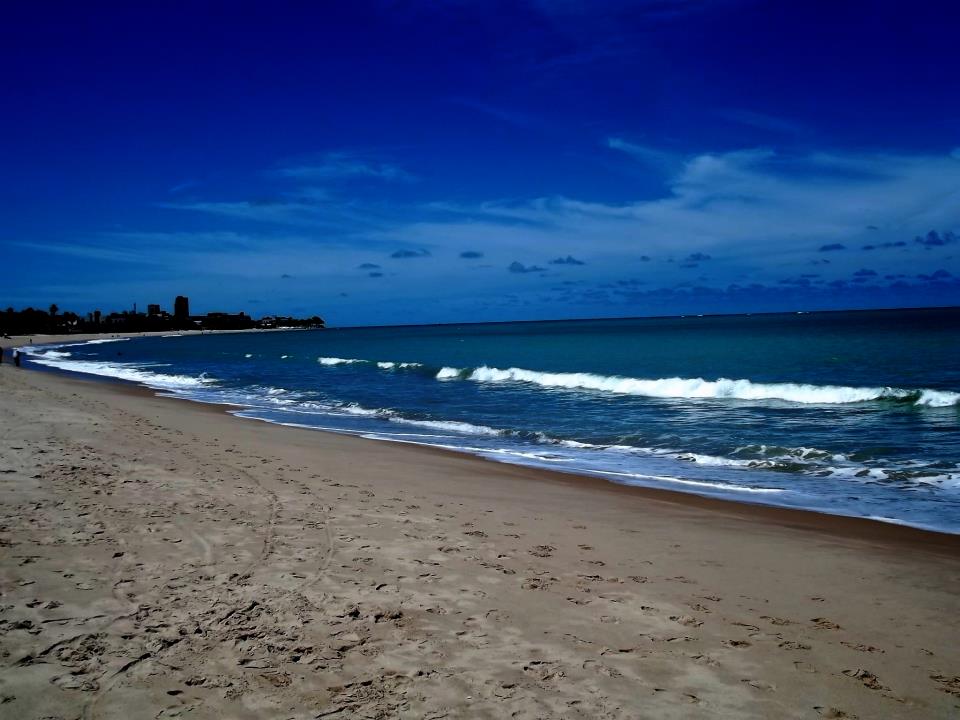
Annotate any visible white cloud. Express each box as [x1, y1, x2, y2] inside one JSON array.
[[606, 137, 681, 172], [396, 147, 960, 286]]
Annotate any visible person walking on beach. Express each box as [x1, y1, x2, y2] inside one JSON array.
[[13, 349, 21, 367]]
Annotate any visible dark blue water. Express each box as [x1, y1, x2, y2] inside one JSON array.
[[23, 308, 960, 532]]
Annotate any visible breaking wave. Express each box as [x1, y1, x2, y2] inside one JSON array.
[[317, 356, 366, 365], [23, 354, 214, 390], [307, 354, 959, 407], [81, 337, 130, 345], [432, 365, 960, 407]]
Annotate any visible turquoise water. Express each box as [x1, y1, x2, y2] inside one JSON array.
[[23, 308, 960, 532]]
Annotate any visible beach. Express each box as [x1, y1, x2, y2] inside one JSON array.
[[1, 354, 959, 719]]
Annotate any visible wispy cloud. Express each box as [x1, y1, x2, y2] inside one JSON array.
[[159, 195, 390, 233], [272, 152, 414, 183], [451, 99, 539, 129], [606, 137, 681, 173], [719, 108, 808, 136], [169, 179, 200, 194]]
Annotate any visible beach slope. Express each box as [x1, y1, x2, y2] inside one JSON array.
[[1, 365, 958, 718]]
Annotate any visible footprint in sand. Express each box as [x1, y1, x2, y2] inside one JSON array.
[[529, 545, 555, 558], [812, 617, 841, 630], [841, 668, 886, 691], [840, 641, 884, 653], [814, 708, 858, 719], [930, 674, 960, 698], [760, 615, 792, 626]]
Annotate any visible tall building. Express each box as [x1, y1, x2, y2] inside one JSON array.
[[147, 304, 161, 317], [174, 296, 190, 320]]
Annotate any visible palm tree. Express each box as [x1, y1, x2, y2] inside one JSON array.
[[49, 303, 59, 317]]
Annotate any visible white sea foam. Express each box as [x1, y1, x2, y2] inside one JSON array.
[[377, 362, 396, 369], [733, 445, 841, 461], [318, 356, 365, 365], [557, 439, 604, 449], [25, 356, 214, 390], [82, 337, 130, 345], [589, 469, 786, 494], [432, 365, 959, 407], [338, 403, 390, 417], [916, 389, 960, 407], [675, 453, 758, 468], [388, 417, 502, 435]]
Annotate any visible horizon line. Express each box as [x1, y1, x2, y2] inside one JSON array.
[[323, 304, 960, 331]]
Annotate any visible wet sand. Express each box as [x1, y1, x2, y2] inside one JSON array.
[[1, 359, 958, 718]]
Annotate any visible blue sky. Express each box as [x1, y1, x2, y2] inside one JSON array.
[[2, 1, 959, 326]]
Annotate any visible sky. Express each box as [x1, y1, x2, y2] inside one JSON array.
[[2, 0, 959, 326]]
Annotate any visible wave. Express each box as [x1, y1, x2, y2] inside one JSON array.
[[201, 384, 957, 485], [24, 355, 214, 390], [304, 353, 960, 407], [232, 390, 948, 479], [431, 365, 960, 407], [317, 356, 366, 365], [387, 417, 502, 436], [82, 337, 130, 345], [588, 469, 786, 494], [318, 356, 424, 370]]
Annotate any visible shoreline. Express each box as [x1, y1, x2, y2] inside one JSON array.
[[13, 332, 960, 542], [2, 359, 959, 717], [3, 326, 310, 348]]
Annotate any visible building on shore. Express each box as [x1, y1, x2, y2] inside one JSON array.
[[174, 296, 190, 322]]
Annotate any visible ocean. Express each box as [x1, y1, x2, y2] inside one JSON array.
[[21, 307, 960, 533]]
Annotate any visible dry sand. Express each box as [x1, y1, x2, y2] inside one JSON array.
[[1, 357, 958, 719]]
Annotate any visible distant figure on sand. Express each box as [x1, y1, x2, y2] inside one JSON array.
[[14, 349, 21, 367], [0, 346, 4, 364]]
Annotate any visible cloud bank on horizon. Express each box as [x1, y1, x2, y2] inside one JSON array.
[[2, 1, 958, 325]]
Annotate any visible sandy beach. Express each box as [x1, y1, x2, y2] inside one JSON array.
[[1, 352, 959, 719]]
